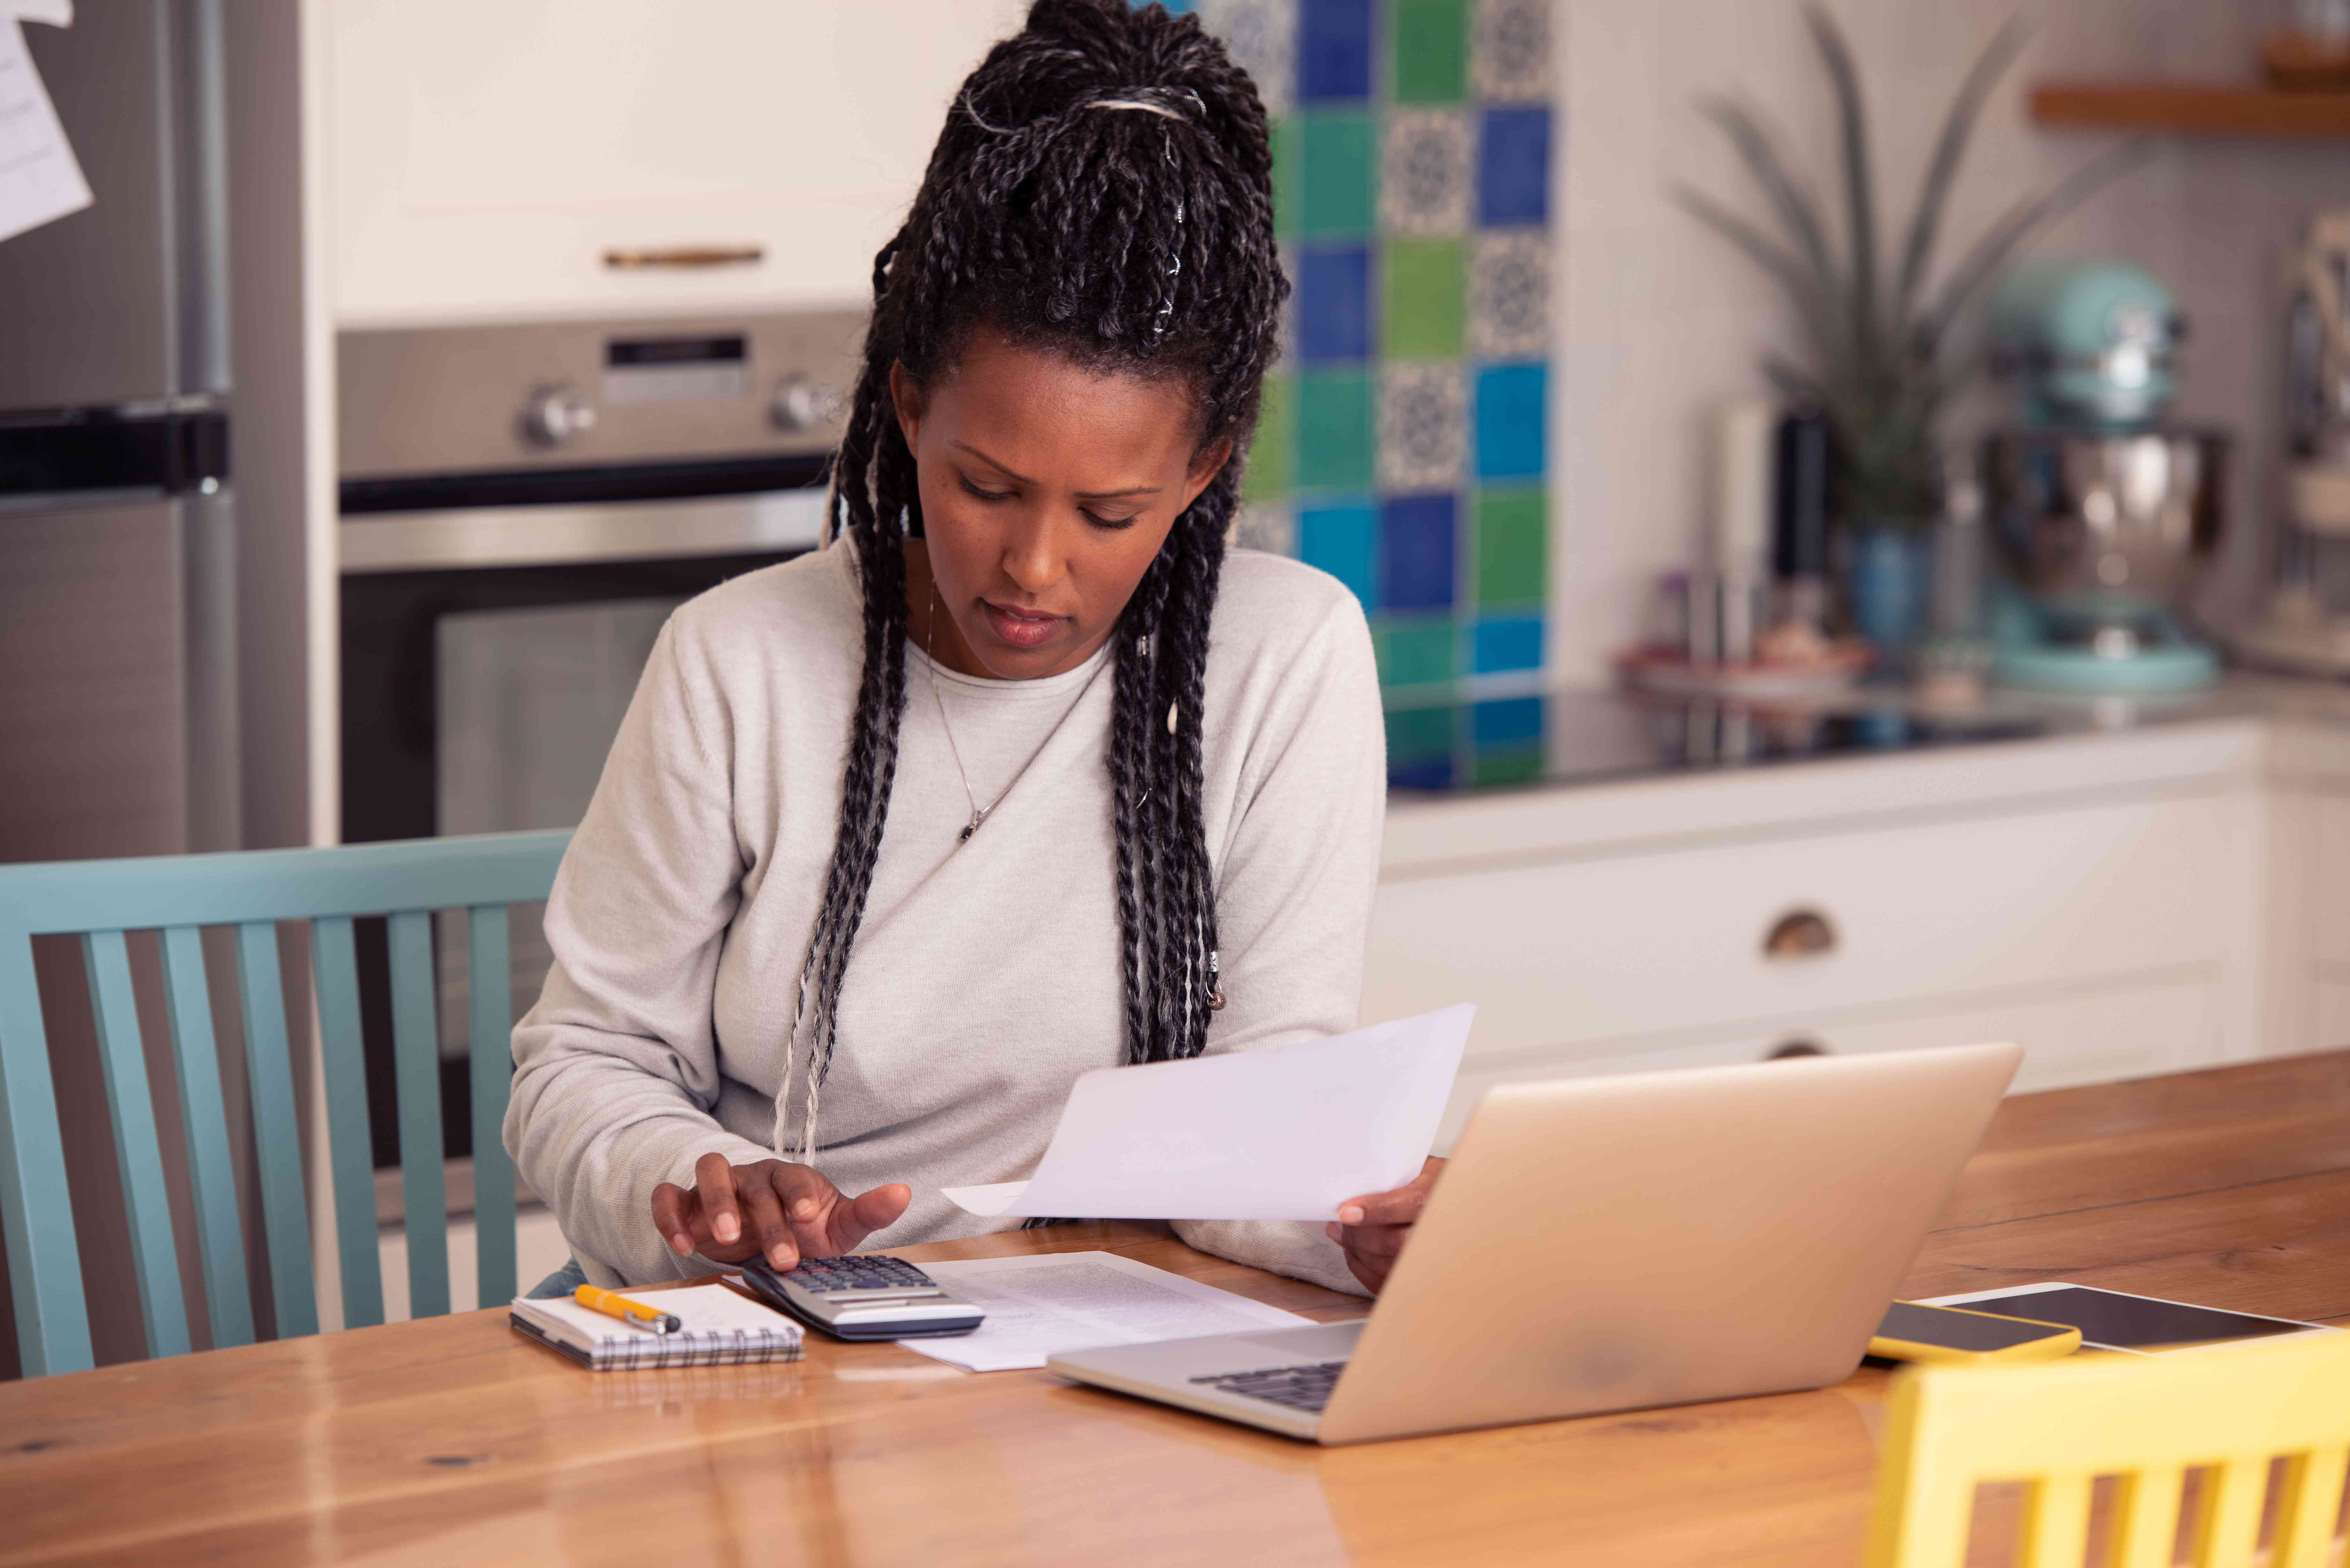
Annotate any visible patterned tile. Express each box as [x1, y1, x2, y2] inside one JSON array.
[[1298, 501, 1376, 602], [1377, 363, 1466, 491], [1477, 105, 1550, 226], [1269, 117, 1301, 239], [1199, 0, 1297, 116], [1383, 237, 1466, 359], [1380, 493, 1457, 610], [1469, 229, 1549, 359], [1473, 362, 1545, 480], [1243, 372, 1295, 501], [1391, 0, 1467, 103], [1472, 693, 1543, 747], [1297, 370, 1375, 490], [1474, 485, 1546, 607], [1471, 615, 1544, 673], [1195, 0, 1555, 699], [1379, 109, 1472, 235], [1470, 0, 1551, 103], [1299, 110, 1376, 237], [1298, 245, 1373, 363], [1298, 0, 1374, 102], [1375, 616, 1459, 685], [1471, 745, 1544, 785], [1231, 503, 1297, 556], [1385, 704, 1457, 788]]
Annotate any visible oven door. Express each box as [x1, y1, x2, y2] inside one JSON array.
[[337, 481, 824, 1170]]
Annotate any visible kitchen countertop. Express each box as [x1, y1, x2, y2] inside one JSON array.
[[1384, 671, 2350, 796]]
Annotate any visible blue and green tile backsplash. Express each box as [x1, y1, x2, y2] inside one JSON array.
[[1160, 0, 1555, 787]]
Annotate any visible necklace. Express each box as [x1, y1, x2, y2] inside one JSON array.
[[922, 583, 1105, 847]]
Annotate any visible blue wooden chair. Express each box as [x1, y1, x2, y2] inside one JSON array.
[[0, 830, 570, 1377]]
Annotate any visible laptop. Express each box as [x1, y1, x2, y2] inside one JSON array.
[[1048, 1040, 2023, 1445]]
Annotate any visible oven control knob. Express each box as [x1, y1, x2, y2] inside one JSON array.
[[770, 373, 841, 433], [520, 385, 598, 448]]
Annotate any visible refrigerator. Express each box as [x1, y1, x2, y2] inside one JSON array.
[[0, 0, 237, 864]]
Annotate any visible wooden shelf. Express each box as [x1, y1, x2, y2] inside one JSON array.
[[2031, 80, 2350, 137]]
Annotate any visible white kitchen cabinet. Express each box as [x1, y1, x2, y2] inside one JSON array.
[[2258, 711, 2350, 1055], [1433, 977, 2221, 1147], [324, 0, 1026, 326], [1369, 717, 2279, 1134]]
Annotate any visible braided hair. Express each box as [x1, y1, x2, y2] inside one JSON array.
[[781, 0, 1287, 1159]]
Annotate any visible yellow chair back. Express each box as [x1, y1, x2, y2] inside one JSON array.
[[1864, 1330, 2350, 1568]]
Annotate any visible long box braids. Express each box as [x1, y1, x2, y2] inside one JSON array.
[[782, 0, 1288, 1162]]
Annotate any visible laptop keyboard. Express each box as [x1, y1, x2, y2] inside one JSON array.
[[1189, 1360, 1347, 1413]]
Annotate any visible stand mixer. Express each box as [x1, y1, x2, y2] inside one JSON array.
[[2237, 210, 2350, 677], [1981, 262, 2227, 694]]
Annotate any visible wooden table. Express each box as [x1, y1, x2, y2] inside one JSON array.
[[2, 1051, 2346, 1567]]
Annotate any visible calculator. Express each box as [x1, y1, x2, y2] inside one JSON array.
[[738, 1254, 985, 1341]]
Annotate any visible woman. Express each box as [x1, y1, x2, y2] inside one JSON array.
[[506, 0, 1435, 1300]]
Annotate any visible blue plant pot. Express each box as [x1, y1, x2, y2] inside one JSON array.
[[1845, 528, 1934, 667]]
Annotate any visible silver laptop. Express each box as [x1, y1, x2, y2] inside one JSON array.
[[1049, 1040, 2023, 1445]]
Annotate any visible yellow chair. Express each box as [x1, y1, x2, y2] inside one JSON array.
[[1864, 1331, 2350, 1568]]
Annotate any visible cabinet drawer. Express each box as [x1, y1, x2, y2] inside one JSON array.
[[1368, 793, 2240, 1061], [1432, 979, 2219, 1147], [2316, 983, 2350, 1051], [328, 1, 1024, 323], [2319, 796, 2350, 969]]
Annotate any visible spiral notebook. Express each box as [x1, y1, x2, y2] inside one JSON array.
[[509, 1283, 805, 1370]]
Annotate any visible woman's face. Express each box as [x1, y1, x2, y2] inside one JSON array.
[[891, 329, 1229, 680]]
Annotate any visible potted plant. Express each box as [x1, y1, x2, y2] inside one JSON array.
[[1679, 7, 2142, 657]]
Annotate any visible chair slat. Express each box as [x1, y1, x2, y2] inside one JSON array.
[[2113, 1466, 2184, 1568], [2273, 1444, 2347, 1568], [2191, 1457, 2267, 1568], [235, 922, 316, 1339], [466, 905, 517, 1308], [387, 910, 449, 1319], [2017, 1473, 2090, 1568], [80, 931, 190, 1359], [0, 938, 94, 1376], [160, 925, 255, 1349], [0, 830, 572, 939], [311, 916, 384, 1329]]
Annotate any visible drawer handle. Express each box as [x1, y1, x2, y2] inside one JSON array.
[[1765, 1039, 1830, 1060], [1762, 908, 1837, 962], [602, 245, 767, 270]]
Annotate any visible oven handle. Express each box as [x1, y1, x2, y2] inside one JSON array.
[[338, 488, 828, 574], [602, 245, 766, 269]]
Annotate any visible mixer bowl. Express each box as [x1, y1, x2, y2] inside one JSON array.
[[1981, 429, 2226, 626]]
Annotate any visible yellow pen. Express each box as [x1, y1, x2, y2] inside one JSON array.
[[573, 1284, 682, 1336]]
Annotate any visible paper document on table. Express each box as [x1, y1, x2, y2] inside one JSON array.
[[941, 1004, 1471, 1221], [0, 8, 91, 247], [900, 1252, 1315, 1373]]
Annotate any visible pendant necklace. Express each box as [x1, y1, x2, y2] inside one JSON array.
[[923, 582, 1106, 847]]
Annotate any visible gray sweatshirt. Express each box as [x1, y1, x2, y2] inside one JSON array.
[[504, 538, 1387, 1294]]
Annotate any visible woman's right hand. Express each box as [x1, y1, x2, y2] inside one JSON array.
[[651, 1152, 912, 1270]]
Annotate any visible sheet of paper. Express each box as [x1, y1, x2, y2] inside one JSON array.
[[1, 4, 74, 29], [942, 1003, 1472, 1221], [899, 1251, 1314, 1373], [0, 12, 92, 246]]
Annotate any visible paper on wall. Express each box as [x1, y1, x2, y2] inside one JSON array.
[[899, 1251, 1315, 1373], [0, 6, 93, 248], [941, 1003, 1472, 1222]]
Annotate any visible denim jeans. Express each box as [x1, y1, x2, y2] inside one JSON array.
[[526, 1256, 589, 1299]]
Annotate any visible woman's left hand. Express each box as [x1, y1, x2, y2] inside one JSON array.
[[1325, 1156, 1445, 1293]]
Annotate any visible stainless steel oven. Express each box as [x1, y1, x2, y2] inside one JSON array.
[[336, 309, 859, 1167]]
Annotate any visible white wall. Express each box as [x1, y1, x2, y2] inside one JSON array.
[[1553, 0, 2342, 684], [370, 1207, 573, 1326]]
